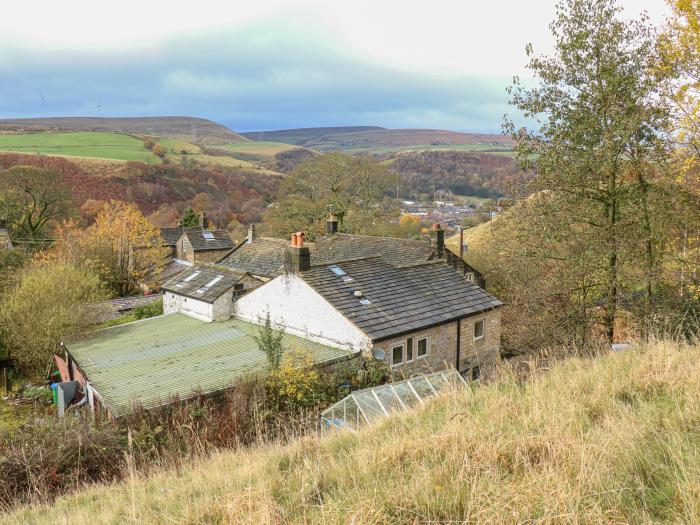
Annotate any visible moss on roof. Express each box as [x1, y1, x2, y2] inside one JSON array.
[[67, 313, 353, 417]]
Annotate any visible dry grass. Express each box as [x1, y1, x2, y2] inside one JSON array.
[[6, 340, 700, 524]]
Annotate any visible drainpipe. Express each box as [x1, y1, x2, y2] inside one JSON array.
[[455, 319, 461, 372]]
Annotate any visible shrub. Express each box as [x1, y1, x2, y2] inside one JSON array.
[[253, 313, 284, 370], [266, 348, 322, 408]]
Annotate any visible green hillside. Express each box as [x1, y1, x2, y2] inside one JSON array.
[[0, 132, 159, 162], [6, 341, 700, 523]]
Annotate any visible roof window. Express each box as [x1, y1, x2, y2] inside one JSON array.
[[182, 271, 201, 282], [202, 231, 215, 241], [328, 265, 347, 277], [204, 275, 223, 288]]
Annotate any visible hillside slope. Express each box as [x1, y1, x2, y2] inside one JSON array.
[[7, 341, 700, 524], [0, 117, 247, 145], [244, 126, 514, 153]]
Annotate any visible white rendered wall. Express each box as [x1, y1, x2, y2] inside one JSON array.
[[235, 273, 371, 351], [163, 291, 213, 322]]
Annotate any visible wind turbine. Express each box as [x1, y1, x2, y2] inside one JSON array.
[[38, 89, 45, 118]]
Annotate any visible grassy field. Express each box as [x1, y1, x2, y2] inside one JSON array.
[[0, 132, 159, 162], [342, 143, 514, 155], [6, 340, 700, 523]]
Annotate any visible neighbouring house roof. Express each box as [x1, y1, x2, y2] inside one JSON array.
[[184, 230, 235, 251], [313, 233, 436, 268], [159, 226, 203, 247], [161, 264, 248, 303], [218, 233, 437, 278], [218, 237, 289, 278], [158, 258, 192, 284], [66, 313, 354, 417], [300, 257, 502, 341], [87, 295, 162, 323]]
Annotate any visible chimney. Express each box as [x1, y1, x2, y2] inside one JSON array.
[[459, 226, 465, 259], [431, 223, 445, 258], [285, 231, 311, 273], [198, 212, 207, 229], [247, 224, 256, 244], [326, 213, 338, 235]]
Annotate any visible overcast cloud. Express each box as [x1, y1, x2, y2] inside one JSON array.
[[0, 0, 670, 132]]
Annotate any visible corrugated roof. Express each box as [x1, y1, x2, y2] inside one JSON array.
[[161, 264, 246, 303], [67, 313, 353, 417], [301, 258, 502, 341], [185, 230, 234, 251]]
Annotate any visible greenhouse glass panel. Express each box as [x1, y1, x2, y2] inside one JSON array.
[[321, 369, 466, 431]]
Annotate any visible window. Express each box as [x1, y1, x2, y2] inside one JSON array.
[[359, 298, 371, 305], [328, 265, 347, 277], [183, 271, 201, 282], [406, 337, 414, 362], [203, 275, 223, 288], [471, 366, 481, 381], [202, 231, 215, 241], [474, 319, 485, 340], [465, 272, 475, 282], [417, 337, 428, 358], [392, 345, 404, 366]]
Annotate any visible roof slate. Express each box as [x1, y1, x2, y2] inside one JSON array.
[[159, 226, 202, 247], [67, 313, 352, 417], [300, 258, 502, 341], [217, 237, 289, 277], [217, 233, 436, 278], [161, 264, 247, 302], [185, 230, 234, 251]]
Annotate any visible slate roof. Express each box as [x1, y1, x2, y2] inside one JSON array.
[[161, 264, 247, 303], [87, 295, 162, 322], [300, 258, 502, 341], [184, 230, 234, 251], [66, 313, 354, 417], [218, 233, 437, 278], [218, 237, 289, 278], [313, 233, 436, 267], [159, 226, 202, 247], [158, 258, 192, 284]]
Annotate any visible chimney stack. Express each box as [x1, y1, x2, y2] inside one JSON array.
[[198, 212, 207, 229], [326, 213, 338, 235], [285, 231, 311, 273], [431, 223, 445, 258], [247, 224, 256, 244]]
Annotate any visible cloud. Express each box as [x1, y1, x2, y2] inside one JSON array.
[[0, 22, 514, 132]]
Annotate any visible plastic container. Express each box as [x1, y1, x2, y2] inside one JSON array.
[[51, 383, 58, 405]]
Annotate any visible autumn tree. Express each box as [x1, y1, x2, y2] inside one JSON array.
[[0, 166, 73, 242], [152, 144, 167, 158], [0, 259, 106, 376], [50, 202, 168, 296], [505, 0, 673, 343], [265, 153, 395, 239]]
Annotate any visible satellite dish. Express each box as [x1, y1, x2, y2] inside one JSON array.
[[372, 347, 385, 360]]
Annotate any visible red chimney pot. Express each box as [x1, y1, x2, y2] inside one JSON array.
[[432, 223, 442, 230]]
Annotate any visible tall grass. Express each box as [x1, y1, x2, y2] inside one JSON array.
[[6, 340, 700, 524]]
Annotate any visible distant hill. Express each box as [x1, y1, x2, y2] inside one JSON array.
[[243, 126, 514, 153], [0, 117, 248, 145], [241, 126, 385, 145]]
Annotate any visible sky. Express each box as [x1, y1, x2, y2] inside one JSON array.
[[0, 0, 670, 133]]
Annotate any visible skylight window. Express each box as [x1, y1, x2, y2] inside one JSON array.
[[202, 231, 215, 241], [359, 298, 371, 305], [204, 275, 223, 288], [182, 271, 201, 282], [329, 265, 347, 277]]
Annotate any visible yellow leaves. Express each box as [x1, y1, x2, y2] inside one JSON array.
[[266, 348, 322, 406]]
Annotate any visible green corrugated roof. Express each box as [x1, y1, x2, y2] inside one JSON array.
[[66, 313, 354, 417]]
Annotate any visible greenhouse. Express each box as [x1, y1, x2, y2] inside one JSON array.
[[321, 369, 466, 431]]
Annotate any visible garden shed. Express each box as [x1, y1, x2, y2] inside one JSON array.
[[321, 369, 466, 431]]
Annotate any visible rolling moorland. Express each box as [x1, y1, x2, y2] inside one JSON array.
[[4, 341, 699, 523], [242, 126, 515, 154]]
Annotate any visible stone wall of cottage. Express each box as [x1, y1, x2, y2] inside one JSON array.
[[175, 236, 231, 264], [374, 309, 501, 377], [458, 309, 501, 377]]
